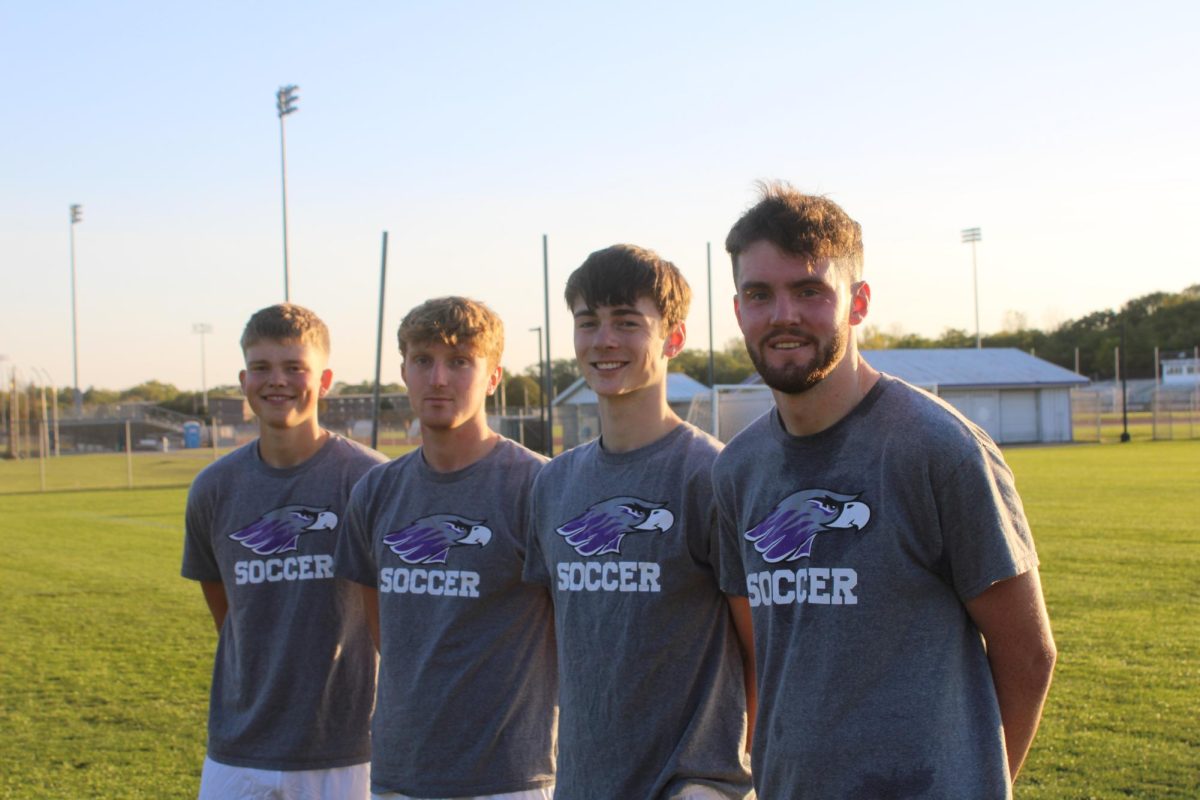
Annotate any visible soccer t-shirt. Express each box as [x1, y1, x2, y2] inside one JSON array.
[[182, 433, 386, 770]]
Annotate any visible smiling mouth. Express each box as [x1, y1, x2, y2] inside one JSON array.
[[592, 361, 626, 371], [763, 333, 815, 351]]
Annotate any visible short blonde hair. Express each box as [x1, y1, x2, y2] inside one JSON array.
[[398, 296, 504, 368], [240, 303, 330, 354]]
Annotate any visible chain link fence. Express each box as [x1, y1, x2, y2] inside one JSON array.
[[1071, 383, 1200, 442]]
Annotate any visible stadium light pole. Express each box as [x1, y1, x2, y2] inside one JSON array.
[[193, 323, 213, 414], [961, 227, 982, 349], [541, 235, 553, 456], [706, 241, 715, 387], [276, 85, 299, 302], [69, 204, 83, 415], [530, 326, 545, 455]]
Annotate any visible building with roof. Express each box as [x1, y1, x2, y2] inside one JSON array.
[[1161, 353, 1200, 386], [864, 348, 1089, 443], [693, 348, 1089, 445], [553, 372, 710, 449]]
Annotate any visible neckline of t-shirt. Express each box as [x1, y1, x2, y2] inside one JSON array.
[[250, 431, 340, 478], [593, 421, 690, 465], [770, 375, 892, 446], [414, 436, 511, 483]]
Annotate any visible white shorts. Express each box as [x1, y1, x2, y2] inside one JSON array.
[[371, 787, 553, 800], [670, 784, 745, 800], [198, 756, 369, 800]]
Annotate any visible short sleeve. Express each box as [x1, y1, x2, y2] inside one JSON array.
[[181, 479, 221, 582], [712, 464, 748, 597], [334, 475, 379, 588], [521, 477, 551, 588], [937, 438, 1039, 601]]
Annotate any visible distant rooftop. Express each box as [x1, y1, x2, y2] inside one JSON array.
[[740, 348, 1089, 390], [862, 348, 1089, 389]]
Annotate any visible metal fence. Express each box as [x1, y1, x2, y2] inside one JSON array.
[[1070, 385, 1200, 442]]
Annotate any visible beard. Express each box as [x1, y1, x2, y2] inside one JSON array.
[[748, 327, 848, 395]]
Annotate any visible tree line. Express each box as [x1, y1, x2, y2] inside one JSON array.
[[9, 284, 1196, 415]]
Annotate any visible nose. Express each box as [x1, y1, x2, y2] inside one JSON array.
[[595, 320, 620, 348], [428, 360, 449, 386], [769, 294, 802, 327]]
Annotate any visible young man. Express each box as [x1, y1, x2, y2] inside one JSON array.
[[334, 296, 556, 800], [524, 245, 755, 800], [181, 303, 387, 799], [714, 183, 1057, 798]]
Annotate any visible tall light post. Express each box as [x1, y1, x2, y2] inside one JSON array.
[[69, 204, 83, 414], [961, 227, 982, 349], [276, 85, 299, 301], [530, 326, 545, 455], [540, 235, 552, 455], [193, 323, 213, 414]]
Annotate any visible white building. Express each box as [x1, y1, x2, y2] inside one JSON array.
[[554, 372, 709, 449], [1161, 354, 1200, 385], [693, 348, 1089, 445]]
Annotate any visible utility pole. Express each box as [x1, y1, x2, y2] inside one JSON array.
[[193, 323, 213, 414], [276, 85, 299, 301], [69, 204, 83, 414], [961, 227, 982, 349]]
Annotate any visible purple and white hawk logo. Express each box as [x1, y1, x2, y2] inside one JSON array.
[[383, 514, 492, 565], [745, 489, 870, 563], [229, 505, 338, 555], [556, 496, 674, 557]]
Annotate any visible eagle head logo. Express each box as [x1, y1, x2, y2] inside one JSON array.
[[745, 489, 870, 563], [382, 514, 492, 565], [228, 505, 338, 555], [556, 496, 674, 557]]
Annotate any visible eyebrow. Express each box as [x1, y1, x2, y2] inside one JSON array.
[[739, 278, 828, 292], [248, 358, 307, 366], [572, 305, 645, 318]]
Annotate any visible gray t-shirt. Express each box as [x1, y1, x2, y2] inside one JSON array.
[[181, 433, 387, 770], [524, 422, 753, 800], [335, 437, 557, 797], [713, 374, 1038, 800]]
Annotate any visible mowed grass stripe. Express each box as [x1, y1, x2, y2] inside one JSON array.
[[0, 488, 211, 799], [0, 441, 1197, 797], [1004, 441, 1199, 799]]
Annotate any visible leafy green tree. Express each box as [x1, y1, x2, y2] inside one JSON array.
[[83, 387, 120, 405], [502, 374, 542, 409], [119, 380, 180, 403], [330, 381, 405, 395], [521, 359, 581, 398], [669, 339, 756, 385]]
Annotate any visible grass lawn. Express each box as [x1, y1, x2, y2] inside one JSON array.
[[1005, 440, 1199, 798], [0, 486, 210, 799], [0, 443, 417, 495], [0, 439, 1196, 797]]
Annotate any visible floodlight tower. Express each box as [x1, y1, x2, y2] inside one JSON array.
[[961, 227, 982, 349], [530, 326, 545, 454], [69, 204, 83, 414], [276, 85, 300, 302], [193, 323, 213, 414]]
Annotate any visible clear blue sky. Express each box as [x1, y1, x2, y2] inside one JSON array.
[[3, 0, 1197, 392]]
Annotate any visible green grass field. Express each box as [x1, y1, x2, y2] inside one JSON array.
[[1, 441, 1197, 798]]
